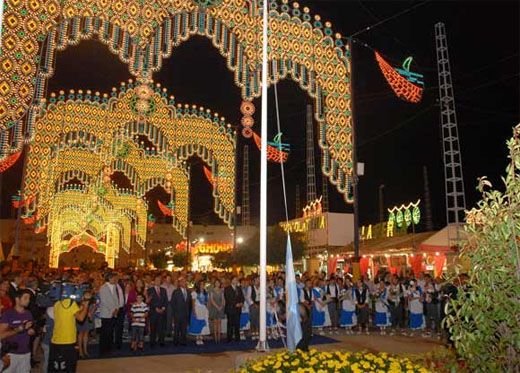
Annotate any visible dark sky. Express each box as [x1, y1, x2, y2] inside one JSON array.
[[1, 1, 519, 232]]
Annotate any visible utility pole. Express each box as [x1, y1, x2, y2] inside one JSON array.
[[378, 184, 385, 223]]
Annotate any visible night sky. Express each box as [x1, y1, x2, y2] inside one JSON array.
[[1, 1, 518, 232]]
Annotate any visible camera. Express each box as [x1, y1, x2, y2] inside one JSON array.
[[36, 281, 91, 307]]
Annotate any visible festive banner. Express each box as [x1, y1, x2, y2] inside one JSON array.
[[327, 256, 338, 276], [411, 255, 425, 277], [434, 254, 447, 278], [360, 257, 370, 277]]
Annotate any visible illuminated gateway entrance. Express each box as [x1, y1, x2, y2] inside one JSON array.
[[0, 0, 353, 267]]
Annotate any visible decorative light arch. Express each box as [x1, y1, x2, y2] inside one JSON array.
[[24, 82, 234, 241], [0, 0, 353, 201]]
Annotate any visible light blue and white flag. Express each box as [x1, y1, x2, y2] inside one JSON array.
[[285, 233, 302, 351]]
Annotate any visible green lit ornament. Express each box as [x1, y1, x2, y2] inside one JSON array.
[[193, 0, 223, 8], [404, 208, 412, 227], [412, 206, 421, 225], [396, 210, 404, 228]]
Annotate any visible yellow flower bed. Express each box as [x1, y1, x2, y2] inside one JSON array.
[[240, 349, 430, 373]]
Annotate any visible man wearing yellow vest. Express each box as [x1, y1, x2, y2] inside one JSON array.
[[48, 290, 91, 373]]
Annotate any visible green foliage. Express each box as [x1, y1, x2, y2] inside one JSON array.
[[212, 251, 234, 269], [149, 251, 168, 269], [446, 125, 520, 372], [171, 251, 190, 268], [238, 225, 305, 266]]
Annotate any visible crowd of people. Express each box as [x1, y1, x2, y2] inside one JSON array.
[[0, 260, 464, 372]]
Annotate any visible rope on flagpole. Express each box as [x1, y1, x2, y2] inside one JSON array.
[[273, 83, 290, 225]]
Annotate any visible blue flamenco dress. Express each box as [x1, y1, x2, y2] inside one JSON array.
[[188, 291, 210, 336]]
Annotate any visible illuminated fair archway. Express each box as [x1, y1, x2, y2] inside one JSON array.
[[0, 0, 353, 200]]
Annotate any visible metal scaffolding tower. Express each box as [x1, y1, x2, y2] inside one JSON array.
[[306, 104, 317, 204], [322, 174, 329, 212], [241, 145, 250, 226], [435, 22, 466, 226], [423, 166, 434, 231]]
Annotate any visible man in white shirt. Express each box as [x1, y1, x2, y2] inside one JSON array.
[[98, 273, 121, 356]]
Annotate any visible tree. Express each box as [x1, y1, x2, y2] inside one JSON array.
[[212, 251, 234, 269], [238, 225, 305, 266], [446, 125, 520, 372], [172, 251, 190, 268], [149, 251, 168, 269]]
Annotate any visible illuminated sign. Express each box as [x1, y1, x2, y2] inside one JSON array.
[[193, 242, 232, 255], [280, 214, 326, 233]]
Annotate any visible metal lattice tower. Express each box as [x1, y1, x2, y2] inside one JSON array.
[[295, 184, 301, 218], [435, 22, 466, 225], [241, 145, 250, 226], [423, 166, 434, 231], [322, 174, 329, 212], [306, 104, 317, 204]]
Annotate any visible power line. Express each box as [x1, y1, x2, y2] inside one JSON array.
[[350, 0, 432, 38], [357, 104, 435, 148]]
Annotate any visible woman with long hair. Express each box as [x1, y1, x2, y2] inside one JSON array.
[[188, 280, 210, 345], [0, 280, 13, 315], [208, 279, 225, 343]]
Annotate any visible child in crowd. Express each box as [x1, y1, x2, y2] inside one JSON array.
[[130, 292, 149, 353]]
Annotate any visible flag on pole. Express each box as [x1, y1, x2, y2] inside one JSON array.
[[285, 233, 302, 351]]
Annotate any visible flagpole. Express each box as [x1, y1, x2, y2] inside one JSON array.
[[256, 0, 269, 352]]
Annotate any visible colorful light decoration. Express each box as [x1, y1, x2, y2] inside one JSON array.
[[0, 151, 21, 173], [303, 196, 323, 218], [375, 51, 424, 103], [192, 241, 232, 256], [24, 81, 235, 231], [387, 200, 421, 229], [252, 132, 289, 164], [23, 81, 236, 267], [157, 201, 174, 217], [203, 166, 215, 186], [0, 0, 354, 202]]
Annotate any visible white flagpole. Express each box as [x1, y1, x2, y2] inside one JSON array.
[[256, 0, 269, 352]]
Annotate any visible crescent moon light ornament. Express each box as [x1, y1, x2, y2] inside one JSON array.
[[375, 51, 424, 103]]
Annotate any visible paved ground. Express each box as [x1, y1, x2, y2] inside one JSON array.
[[77, 333, 444, 373]]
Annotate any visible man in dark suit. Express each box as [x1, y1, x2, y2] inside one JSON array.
[[171, 277, 191, 346], [8, 271, 22, 303], [114, 275, 126, 349], [147, 275, 167, 347], [224, 277, 244, 343]]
